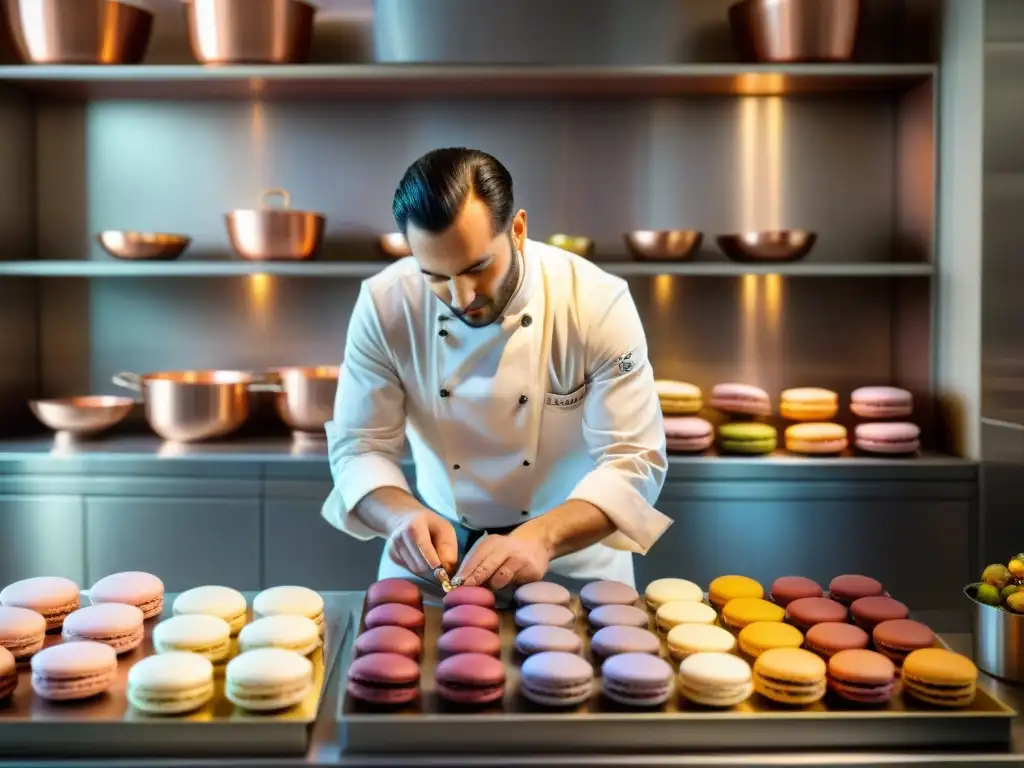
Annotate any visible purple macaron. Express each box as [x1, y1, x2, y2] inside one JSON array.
[[364, 603, 425, 633], [515, 603, 575, 630], [601, 652, 674, 707], [354, 626, 423, 661], [854, 422, 920, 455], [829, 575, 884, 606], [514, 625, 583, 656], [828, 649, 897, 704], [436, 653, 505, 705], [664, 417, 714, 453], [441, 605, 500, 633], [514, 582, 571, 607], [438, 627, 502, 659], [346, 652, 420, 705], [770, 576, 823, 607], [850, 596, 909, 632], [804, 622, 870, 660], [520, 651, 594, 707], [785, 597, 848, 631], [590, 626, 660, 660], [442, 586, 496, 611], [580, 581, 639, 612], [588, 604, 649, 632]]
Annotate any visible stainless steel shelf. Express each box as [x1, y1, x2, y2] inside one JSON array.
[[0, 64, 936, 101], [0, 260, 936, 278]]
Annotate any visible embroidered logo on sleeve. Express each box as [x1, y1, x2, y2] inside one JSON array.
[[617, 352, 635, 374]]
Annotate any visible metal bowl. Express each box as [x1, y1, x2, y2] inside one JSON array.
[[547, 234, 594, 258], [225, 188, 325, 262], [185, 0, 316, 64], [268, 366, 340, 436], [624, 230, 703, 261], [716, 230, 817, 263], [29, 395, 135, 436], [5, 0, 153, 64], [729, 0, 860, 63], [966, 584, 1024, 683], [379, 233, 412, 259], [97, 232, 191, 261]]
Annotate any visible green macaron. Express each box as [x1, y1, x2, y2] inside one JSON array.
[[718, 422, 777, 455]]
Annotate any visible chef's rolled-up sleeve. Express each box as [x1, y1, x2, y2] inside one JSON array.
[[322, 283, 410, 540], [567, 283, 671, 554]]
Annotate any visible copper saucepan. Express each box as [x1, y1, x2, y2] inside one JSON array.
[[185, 0, 317, 65], [225, 188, 326, 262], [5, 0, 153, 64], [264, 366, 340, 436], [29, 395, 135, 438]]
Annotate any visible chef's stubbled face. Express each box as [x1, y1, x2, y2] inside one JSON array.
[[407, 196, 527, 328]]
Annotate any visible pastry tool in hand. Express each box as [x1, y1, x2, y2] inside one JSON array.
[[434, 566, 454, 593]]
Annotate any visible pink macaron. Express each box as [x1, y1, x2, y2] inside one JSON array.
[[854, 422, 920, 455], [0, 647, 15, 701], [346, 652, 420, 705], [442, 586, 496, 611], [364, 603, 425, 633], [31, 641, 117, 700], [850, 386, 913, 419], [664, 417, 714, 453], [354, 625, 423, 661], [89, 571, 165, 620], [0, 576, 80, 631], [441, 605, 500, 633], [0, 605, 47, 660], [62, 603, 146, 654], [436, 653, 506, 705], [709, 383, 772, 417]]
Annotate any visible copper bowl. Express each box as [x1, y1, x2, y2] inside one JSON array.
[[225, 188, 325, 262], [717, 230, 818, 263], [547, 234, 594, 258], [266, 366, 339, 436], [29, 395, 135, 436], [379, 233, 412, 259], [624, 230, 703, 261], [5, 0, 153, 64], [185, 0, 316, 65], [729, 0, 860, 63], [97, 232, 191, 261]]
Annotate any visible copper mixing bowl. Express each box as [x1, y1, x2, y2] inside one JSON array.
[[624, 230, 703, 261], [379, 233, 412, 259], [717, 230, 818, 263], [29, 395, 135, 436], [5, 0, 153, 64], [266, 366, 339, 436], [729, 0, 860, 63], [185, 0, 316, 64], [225, 188, 325, 262], [97, 232, 192, 261]]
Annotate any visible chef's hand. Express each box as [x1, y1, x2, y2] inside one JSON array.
[[385, 507, 459, 578], [455, 527, 553, 591]]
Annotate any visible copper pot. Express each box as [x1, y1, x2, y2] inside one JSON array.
[[5, 0, 153, 64], [29, 395, 135, 437], [624, 230, 703, 261], [225, 189, 325, 262], [97, 231, 191, 261], [729, 0, 860, 63], [113, 370, 266, 443], [266, 366, 339, 436], [717, 230, 818, 263], [185, 0, 316, 65]]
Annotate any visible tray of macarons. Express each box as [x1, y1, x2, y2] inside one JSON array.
[[0, 573, 350, 758], [338, 574, 1014, 756]]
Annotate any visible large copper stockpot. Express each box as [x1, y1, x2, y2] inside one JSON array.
[[266, 366, 340, 436], [185, 0, 316, 64], [225, 189, 326, 262], [5, 0, 153, 64]]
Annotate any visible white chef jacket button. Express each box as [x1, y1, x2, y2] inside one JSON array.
[[439, 388, 450, 398], [521, 510, 530, 517], [438, 329, 449, 338], [522, 314, 533, 327], [438, 314, 449, 322], [453, 463, 460, 470], [523, 460, 531, 467], [518, 394, 528, 405]]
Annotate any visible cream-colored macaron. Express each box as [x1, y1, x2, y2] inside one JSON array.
[[239, 615, 321, 656], [645, 578, 704, 611], [667, 623, 737, 662], [172, 586, 247, 636], [657, 600, 718, 635], [253, 586, 325, 637]]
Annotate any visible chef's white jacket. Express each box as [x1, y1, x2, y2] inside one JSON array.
[[321, 238, 670, 587]]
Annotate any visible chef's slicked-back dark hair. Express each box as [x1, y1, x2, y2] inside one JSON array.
[[392, 148, 515, 236]]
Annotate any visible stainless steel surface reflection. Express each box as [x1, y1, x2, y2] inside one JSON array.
[[968, 585, 1024, 683]]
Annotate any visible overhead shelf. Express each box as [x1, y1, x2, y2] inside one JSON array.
[[0, 260, 935, 278], [0, 63, 936, 101]]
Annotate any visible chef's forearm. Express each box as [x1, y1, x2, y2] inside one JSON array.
[[513, 499, 616, 560], [352, 486, 422, 537]]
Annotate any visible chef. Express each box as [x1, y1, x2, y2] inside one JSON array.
[[322, 147, 670, 595]]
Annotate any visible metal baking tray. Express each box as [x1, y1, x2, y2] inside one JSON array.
[[0, 591, 351, 758], [338, 596, 1015, 755]]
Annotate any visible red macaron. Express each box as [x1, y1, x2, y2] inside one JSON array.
[[354, 626, 423, 661], [441, 605, 500, 633], [435, 653, 505, 705], [366, 579, 422, 610], [346, 652, 420, 705], [442, 587, 496, 611], [364, 603, 425, 633]]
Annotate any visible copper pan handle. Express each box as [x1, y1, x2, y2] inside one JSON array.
[[261, 188, 291, 210], [112, 371, 143, 392]]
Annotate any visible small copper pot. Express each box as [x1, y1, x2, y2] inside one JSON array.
[[185, 0, 316, 65], [29, 395, 135, 437], [730, 0, 860, 63], [266, 366, 339, 436], [5, 0, 153, 64], [225, 189, 326, 262], [97, 232, 191, 261]]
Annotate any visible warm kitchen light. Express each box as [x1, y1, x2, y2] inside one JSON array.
[[247, 273, 274, 323], [652, 274, 674, 310], [735, 73, 787, 97]]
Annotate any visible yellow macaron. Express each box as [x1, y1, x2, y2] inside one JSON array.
[[655, 380, 703, 415], [721, 598, 785, 633], [708, 575, 764, 611], [753, 647, 827, 705], [785, 422, 849, 456], [780, 388, 838, 422], [738, 621, 804, 660], [901, 648, 978, 707], [645, 578, 703, 612], [656, 600, 717, 635]]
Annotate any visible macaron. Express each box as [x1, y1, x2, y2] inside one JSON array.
[[515, 603, 575, 630], [580, 580, 639, 612], [442, 586, 496, 611], [590, 625, 660, 660], [829, 575, 884, 606], [89, 571, 165, 620], [854, 422, 921, 455], [128, 651, 215, 714], [226, 648, 314, 711], [770, 576, 823, 607], [346, 652, 420, 705], [780, 388, 838, 421], [601, 652, 674, 707], [366, 603, 426, 633], [366, 578, 422, 610], [645, 578, 704, 611], [253, 585, 326, 636], [738, 622, 804, 660], [664, 417, 714, 452], [785, 597, 848, 631], [239, 614, 321, 656], [172, 586, 247, 635], [514, 581, 571, 608], [721, 598, 785, 633], [514, 625, 582, 656], [717, 423, 777, 455], [850, 596, 909, 632], [588, 604, 649, 631], [666, 623, 737, 662], [152, 614, 232, 664], [850, 386, 913, 419], [803, 622, 869, 660], [62, 603, 145, 654], [438, 626, 502, 659], [752, 647, 827, 706], [901, 648, 977, 707], [436, 652, 505, 705], [520, 651, 593, 707], [655, 380, 703, 415], [30, 641, 117, 701], [708, 575, 764, 610], [657, 600, 718, 634], [0, 647, 16, 701], [785, 423, 848, 455], [872, 619, 935, 665], [0, 605, 47, 660], [678, 652, 753, 708], [828, 649, 896, 704], [441, 605, 499, 632], [0, 576, 80, 631], [710, 382, 772, 417], [354, 625, 423, 661]]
